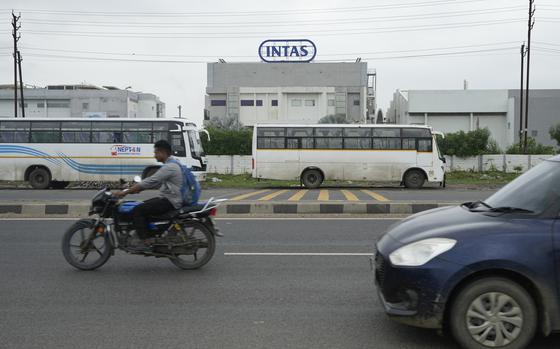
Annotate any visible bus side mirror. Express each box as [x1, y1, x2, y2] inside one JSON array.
[[200, 129, 211, 142]]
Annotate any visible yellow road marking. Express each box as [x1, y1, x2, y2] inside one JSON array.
[[258, 189, 289, 201], [340, 190, 359, 202], [288, 190, 308, 201], [361, 189, 389, 202], [230, 190, 270, 201], [317, 190, 329, 201]]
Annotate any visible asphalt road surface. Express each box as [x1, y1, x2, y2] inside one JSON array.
[[0, 187, 496, 203], [1, 218, 557, 349]]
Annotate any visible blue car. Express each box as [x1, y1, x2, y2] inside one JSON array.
[[375, 155, 560, 349]]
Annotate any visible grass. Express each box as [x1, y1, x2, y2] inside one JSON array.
[[202, 171, 521, 188]]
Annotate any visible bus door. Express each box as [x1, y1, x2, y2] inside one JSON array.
[[285, 137, 301, 166], [416, 138, 434, 167]]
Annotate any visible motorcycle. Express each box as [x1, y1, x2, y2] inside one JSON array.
[[61, 177, 226, 271]]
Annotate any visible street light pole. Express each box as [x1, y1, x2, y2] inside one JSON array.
[[523, 0, 535, 153], [178, 105, 182, 118], [519, 43, 526, 151]]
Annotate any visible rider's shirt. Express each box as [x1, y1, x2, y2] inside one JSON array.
[[138, 156, 184, 209]]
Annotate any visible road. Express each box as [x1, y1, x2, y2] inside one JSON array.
[[0, 218, 558, 349], [0, 187, 496, 203]]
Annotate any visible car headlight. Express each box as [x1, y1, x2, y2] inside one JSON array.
[[389, 238, 456, 267]]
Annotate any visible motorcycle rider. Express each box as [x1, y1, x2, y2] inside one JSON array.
[[114, 139, 185, 250]]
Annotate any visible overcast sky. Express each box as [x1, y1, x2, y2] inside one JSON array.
[[1, 0, 559, 126]]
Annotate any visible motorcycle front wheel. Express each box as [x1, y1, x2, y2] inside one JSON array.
[[169, 221, 215, 270], [62, 219, 112, 271]]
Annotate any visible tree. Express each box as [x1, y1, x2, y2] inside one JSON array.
[[550, 123, 560, 148], [376, 109, 384, 124], [318, 114, 348, 124]]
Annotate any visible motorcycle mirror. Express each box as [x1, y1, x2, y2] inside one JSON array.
[[133, 175, 142, 183]]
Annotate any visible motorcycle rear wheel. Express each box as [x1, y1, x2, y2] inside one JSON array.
[[62, 219, 112, 271], [169, 221, 215, 270]]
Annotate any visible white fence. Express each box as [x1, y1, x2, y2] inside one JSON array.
[[206, 154, 556, 175], [444, 154, 555, 173]]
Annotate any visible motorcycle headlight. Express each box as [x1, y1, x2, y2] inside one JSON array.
[[389, 238, 456, 267]]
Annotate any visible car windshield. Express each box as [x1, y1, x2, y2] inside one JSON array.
[[485, 160, 560, 214]]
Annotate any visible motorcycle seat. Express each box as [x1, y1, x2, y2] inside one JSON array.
[[149, 203, 207, 220]]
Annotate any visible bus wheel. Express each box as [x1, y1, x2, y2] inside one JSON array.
[[28, 167, 51, 189], [403, 169, 425, 189], [301, 169, 323, 189]]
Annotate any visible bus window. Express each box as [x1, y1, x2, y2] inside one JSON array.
[[402, 128, 431, 138], [123, 122, 152, 144], [344, 128, 371, 137], [373, 138, 401, 150], [373, 128, 400, 138], [315, 128, 342, 137], [257, 127, 285, 137], [315, 137, 343, 149], [418, 139, 433, 152], [257, 137, 285, 149], [0, 121, 30, 143], [30, 121, 61, 143], [286, 128, 313, 137], [61, 121, 91, 143], [92, 122, 122, 143], [170, 133, 186, 157], [344, 138, 371, 149], [402, 138, 416, 150]]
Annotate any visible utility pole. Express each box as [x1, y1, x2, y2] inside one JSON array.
[[519, 43, 526, 151], [17, 51, 25, 118], [524, 0, 535, 153], [11, 11, 21, 118], [178, 105, 182, 118]]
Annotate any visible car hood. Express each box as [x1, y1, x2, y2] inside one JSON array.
[[380, 205, 506, 249]]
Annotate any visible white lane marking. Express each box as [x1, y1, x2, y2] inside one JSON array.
[[224, 252, 374, 256]]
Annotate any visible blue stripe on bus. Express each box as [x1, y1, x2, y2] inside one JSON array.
[[0, 145, 147, 175]]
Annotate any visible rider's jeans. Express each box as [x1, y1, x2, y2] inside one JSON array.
[[132, 197, 174, 239]]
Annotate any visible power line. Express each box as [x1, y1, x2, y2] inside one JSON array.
[[16, 18, 524, 38], [20, 6, 526, 28], [1, 0, 495, 17], [16, 46, 518, 64], [20, 41, 520, 59]]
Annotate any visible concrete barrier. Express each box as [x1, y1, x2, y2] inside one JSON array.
[[0, 201, 461, 218]]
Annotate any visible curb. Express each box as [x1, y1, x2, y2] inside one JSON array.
[[0, 201, 461, 218]]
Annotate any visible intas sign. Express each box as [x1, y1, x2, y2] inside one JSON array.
[[258, 39, 317, 63]]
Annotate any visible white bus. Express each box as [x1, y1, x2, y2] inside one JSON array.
[[252, 124, 445, 189], [0, 118, 207, 189]]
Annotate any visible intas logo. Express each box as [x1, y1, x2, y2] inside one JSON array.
[[259, 39, 316, 63]]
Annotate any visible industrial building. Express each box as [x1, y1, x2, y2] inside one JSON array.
[[204, 62, 376, 126], [0, 84, 165, 119], [387, 89, 560, 150]]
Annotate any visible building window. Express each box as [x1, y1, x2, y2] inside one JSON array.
[[47, 102, 70, 108], [210, 100, 226, 107], [291, 99, 302, 107], [271, 99, 278, 107], [37, 103, 44, 108], [240, 100, 254, 107], [82, 102, 89, 110], [328, 99, 335, 107], [353, 100, 360, 106], [304, 100, 316, 107], [256, 100, 263, 107]]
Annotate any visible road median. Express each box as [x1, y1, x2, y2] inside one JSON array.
[[0, 200, 462, 218]]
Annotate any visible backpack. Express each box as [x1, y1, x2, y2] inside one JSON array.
[[167, 158, 201, 206]]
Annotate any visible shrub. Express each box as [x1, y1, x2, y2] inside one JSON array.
[[550, 123, 560, 148], [505, 137, 556, 155], [437, 128, 493, 157], [201, 126, 252, 155]]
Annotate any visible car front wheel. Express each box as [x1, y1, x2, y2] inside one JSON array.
[[450, 277, 537, 349]]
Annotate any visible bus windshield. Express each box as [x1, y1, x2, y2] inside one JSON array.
[[187, 129, 205, 158]]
